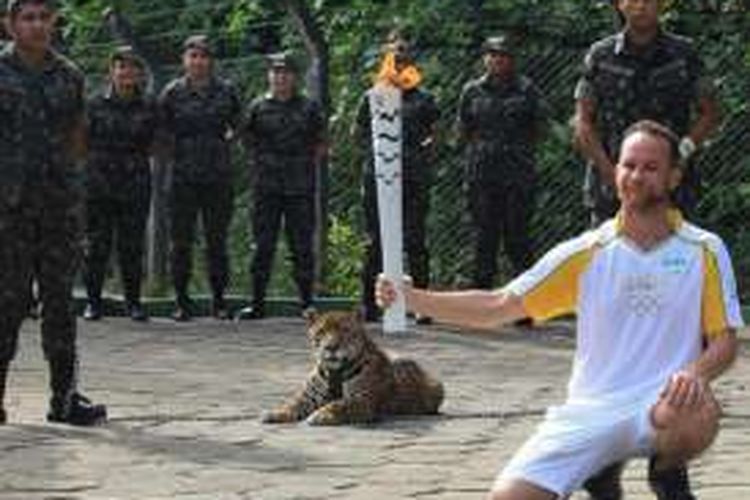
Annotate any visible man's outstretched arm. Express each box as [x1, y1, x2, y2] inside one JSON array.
[[376, 276, 527, 331]]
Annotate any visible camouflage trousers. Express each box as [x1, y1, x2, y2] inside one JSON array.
[[83, 185, 150, 306], [250, 190, 315, 307], [169, 180, 234, 302], [468, 180, 535, 288], [0, 186, 82, 365]]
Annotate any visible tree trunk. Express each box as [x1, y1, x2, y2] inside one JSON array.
[[281, 0, 330, 296]]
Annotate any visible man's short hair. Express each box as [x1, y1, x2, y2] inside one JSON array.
[[7, 0, 55, 18], [622, 120, 682, 169]]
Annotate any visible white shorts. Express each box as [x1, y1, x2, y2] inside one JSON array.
[[494, 399, 656, 497]]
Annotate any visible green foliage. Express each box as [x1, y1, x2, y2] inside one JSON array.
[[324, 216, 366, 297]]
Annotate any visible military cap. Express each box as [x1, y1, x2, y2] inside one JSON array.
[[182, 34, 212, 55], [266, 51, 297, 72], [7, 0, 56, 15], [109, 45, 145, 69], [481, 35, 513, 55]]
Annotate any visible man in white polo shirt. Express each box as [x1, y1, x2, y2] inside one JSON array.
[[376, 119, 741, 500]]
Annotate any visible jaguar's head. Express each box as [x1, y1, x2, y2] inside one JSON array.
[[306, 309, 368, 372]]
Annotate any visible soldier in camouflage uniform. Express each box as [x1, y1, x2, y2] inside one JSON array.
[[0, 0, 106, 426], [573, 2, 717, 498], [457, 36, 547, 289], [159, 35, 241, 321], [236, 52, 325, 320], [354, 32, 439, 323], [82, 46, 158, 322], [574, 0, 718, 228]]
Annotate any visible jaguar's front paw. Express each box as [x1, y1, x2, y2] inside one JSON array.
[[261, 408, 296, 424], [305, 407, 342, 426]]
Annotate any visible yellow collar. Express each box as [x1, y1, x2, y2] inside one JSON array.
[[614, 208, 684, 234]]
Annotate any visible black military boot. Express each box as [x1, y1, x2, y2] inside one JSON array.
[[83, 299, 103, 321], [47, 392, 107, 426], [46, 356, 106, 426], [127, 301, 148, 322], [582, 461, 624, 500], [125, 283, 148, 322], [172, 295, 194, 322], [648, 458, 695, 500], [300, 300, 317, 320], [211, 295, 230, 320], [298, 286, 316, 319], [235, 300, 265, 320]]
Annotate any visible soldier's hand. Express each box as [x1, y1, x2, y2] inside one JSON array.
[[420, 136, 434, 148], [375, 274, 413, 310]]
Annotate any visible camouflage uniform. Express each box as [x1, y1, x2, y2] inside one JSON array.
[[355, 87, 439, 318], [0, 42, 86, 407], [241, 93, 324, 310], [575, 30, 712, 225], [159, 75, 241, 310], [457, 73, 546, 288], [83, 86, 157, 312]]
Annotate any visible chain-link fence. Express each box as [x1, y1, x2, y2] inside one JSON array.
[[58, 4, 750, 303]]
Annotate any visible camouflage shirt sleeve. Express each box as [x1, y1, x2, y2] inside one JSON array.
[[0, 64, 23, 197], [226, 80, 243, 133], [353, 91, 371, 146], [424, 91, 440, 129], [240, 98, 260, 151], [574, 45, 597, 102], [70, 67, 86, 118], [308, 98, 326, 145], [531, 80, 550, 125], [157, 82, 176, 136], [688, 44, 715, 100], [66, 63, 87, 162], [456, 82, 476, 138]]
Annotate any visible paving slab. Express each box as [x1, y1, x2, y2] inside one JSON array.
[[1, 317, 749, 499]]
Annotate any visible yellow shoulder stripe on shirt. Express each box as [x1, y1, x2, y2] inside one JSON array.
[[702, 245, 730, 339], [522, 247, 595, 321]]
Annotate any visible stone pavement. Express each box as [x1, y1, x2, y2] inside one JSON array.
[[1, 316, 749, 500]]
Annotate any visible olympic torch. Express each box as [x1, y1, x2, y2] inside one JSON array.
[[370, 55, 408, 333]]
